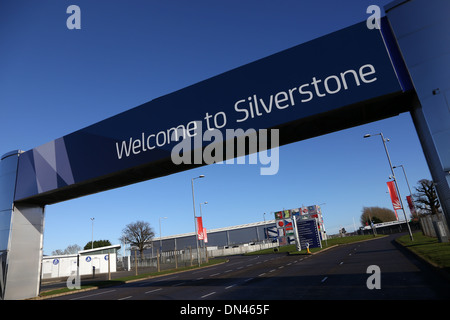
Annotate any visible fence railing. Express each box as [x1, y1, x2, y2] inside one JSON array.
[[117, 241, 278, 273]]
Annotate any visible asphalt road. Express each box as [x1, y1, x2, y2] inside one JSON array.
[[49, 234, 450, 301]]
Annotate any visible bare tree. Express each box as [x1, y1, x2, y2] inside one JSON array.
[[119, 221, 155, 257], [414, 179, 440, 215]]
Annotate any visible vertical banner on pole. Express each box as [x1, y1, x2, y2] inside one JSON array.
[[203, 228, 208, 243], [406, 196, 416, 217], [196, 217, 204, 240], [387, 181, 401, 220]]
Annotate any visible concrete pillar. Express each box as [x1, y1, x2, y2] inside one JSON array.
[[0, 151, 45, 300]]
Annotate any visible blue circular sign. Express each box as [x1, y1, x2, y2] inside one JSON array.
[[53, 259, 59, 265], [85, 256, 91, 262]]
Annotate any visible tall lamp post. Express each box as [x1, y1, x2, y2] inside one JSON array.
[[364, 133, 413, 241], [191, 175, 205, 267], [159, 217, 167, 253], [90, 217, 95, 249]]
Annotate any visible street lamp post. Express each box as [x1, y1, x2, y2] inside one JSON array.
[[199, 202, 208, 248], [191, 175, 205, 267], [159, 217, 168, 253], [364, 133, 414, 241]]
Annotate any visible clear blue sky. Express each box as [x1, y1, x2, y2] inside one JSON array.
[[0, 0, 430, 255]]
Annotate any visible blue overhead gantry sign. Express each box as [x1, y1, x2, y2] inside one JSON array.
[[14, 18, 412, 205]]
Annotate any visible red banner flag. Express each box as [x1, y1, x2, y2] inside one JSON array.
[[196, 217, 204, 240], [387, 181, 402, 214], [406, 195, 416, 216], [203, 228, 208, 243]]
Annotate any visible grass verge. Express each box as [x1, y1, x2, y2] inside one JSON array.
[[395, 232, 450, 271]]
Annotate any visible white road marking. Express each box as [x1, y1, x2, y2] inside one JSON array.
[[70, 289, 116, 300]]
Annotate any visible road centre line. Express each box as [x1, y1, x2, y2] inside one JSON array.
[[209, 273, 221, 277], [145, 288, 162, 294], [172, 282, 186, 287], [321, 277, 328, 283], [154, 275, 178, 282], [225, 284, 236, 289], [118, 296, 132, 300], [193, 267, 217, 274]]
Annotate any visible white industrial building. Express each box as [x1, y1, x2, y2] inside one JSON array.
[[41, 244, 121, 279]]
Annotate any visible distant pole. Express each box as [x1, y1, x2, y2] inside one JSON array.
[[108, 251, 111, 280], [90, 218, 95, 249]]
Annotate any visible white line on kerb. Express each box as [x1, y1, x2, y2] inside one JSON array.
[[172, 282, 186, 287], [201, 292, 216, 298]]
